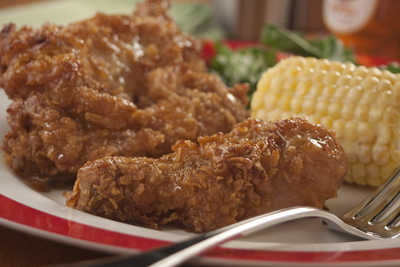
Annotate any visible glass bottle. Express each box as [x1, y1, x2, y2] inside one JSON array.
[[323, 0, 400, 64]]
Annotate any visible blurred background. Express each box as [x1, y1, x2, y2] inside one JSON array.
[[213, 0, 324, 40], [0, 0, 398, 66], [0, 0, 325, 40]]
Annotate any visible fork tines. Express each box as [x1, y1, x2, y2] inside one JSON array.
[[341, 165, 400, 239]]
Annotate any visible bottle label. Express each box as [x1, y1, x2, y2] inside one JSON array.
[[323, 0, 378, 34]]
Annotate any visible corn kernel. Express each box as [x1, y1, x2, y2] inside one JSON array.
[[290, 97, 303, 114], [307, 84, 324, 98], [376, 124, 391, 145], [341, 103, 356, 121], [266, 109, 281, 122], [294, 81, 311, 96], [345, 121, 358, 141], [390, 146, 400, 163], [347, 86, 363, 102], [367, 68, 382, 79], [298, 68, 315, 80], [349, 76, 363, 86], [280, 111, 293, 120], [366, 163, 380, 177], [283, 79, 298, 93], [360, 76, 379, 89], [369, 105, 384, 123], [392, 82, 400, 103], [377, 90, 393, 106], [382, 70, 396, 83], [392, 128, 399, 138], [303, 57, 317, 69], [332, 119, 346, 138], [285, 66, 301, 77], [327, 102, 342, 119], [251, 92, 263, 110], [343, 63, 356, 75], [357, 144, 371, 164], [307, 114, 321, 124], [312, 70, 327, 83], [275, 58, 290, 69], [332, 85, 350, 100], [329, 61, 346, 72], [277, 94, 292, 111], [288, 56, 307, 67], [267, 67, 281, 77], [380, 161, 398, 182], [383, 107, 400, 125], [354, 104, 369, 121], [251, 56, 400, 187], [254, 108, 269, 121], [359, 89, 378, 105], [354, 66, 368, 77], [337, 74, 352, 86], [263, 93, 278, 111], [316, 100, 329, 117], [323, 71, 340, 85], [270, 77, 285, 93], [302, 99, 315, 115], [357, 122, 375, 143], [315, 59, 331, 71], [320, 84, 337, 98], [377, 79, 392, 92], [372, 144, 390, 166], [321, 116, 333, 129], [257, 74, 271, 92]]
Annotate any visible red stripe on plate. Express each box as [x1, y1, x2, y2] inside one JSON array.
[[1, 193, 400, 264], [206, 247, 400, 264], [0, 194, 169, 250]]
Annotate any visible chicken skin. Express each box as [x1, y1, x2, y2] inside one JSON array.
[[0, 0, 249, 180], [67, 118, 348, 232]]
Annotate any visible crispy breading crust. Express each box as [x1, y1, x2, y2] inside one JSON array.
[[0, 0, 249, 180], [67, 118, 347, 232]]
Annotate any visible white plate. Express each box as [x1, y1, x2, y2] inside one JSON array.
[[1, 91, 400, 267], [2, 1, 400, 266]]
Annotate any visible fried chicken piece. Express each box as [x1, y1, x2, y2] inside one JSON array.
[[0, 0, 249, 179], [67, 118, 348, 232]]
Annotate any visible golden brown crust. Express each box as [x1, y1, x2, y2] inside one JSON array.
[[67, 118, 347, 232], [0, 0, 249, 179]]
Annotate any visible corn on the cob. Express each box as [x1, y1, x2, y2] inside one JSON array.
[[251, 56, 400, 187]]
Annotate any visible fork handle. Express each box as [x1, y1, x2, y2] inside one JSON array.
[[60, 207, 333, 267]]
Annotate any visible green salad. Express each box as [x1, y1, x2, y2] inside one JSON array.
[[209, 24, 400, 105]]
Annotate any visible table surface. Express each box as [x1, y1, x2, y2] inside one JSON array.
[[0, 224, 110, 267]]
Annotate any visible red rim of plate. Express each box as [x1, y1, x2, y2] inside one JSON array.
[[1, 194, 400, 265]]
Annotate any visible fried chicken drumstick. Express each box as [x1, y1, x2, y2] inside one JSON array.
[[67, 118, 348, 232], [0, 0, 249, 180]]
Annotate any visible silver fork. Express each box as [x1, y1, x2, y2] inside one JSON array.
[[66, 166, 400, 267], [332, 164, 400, 239]]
